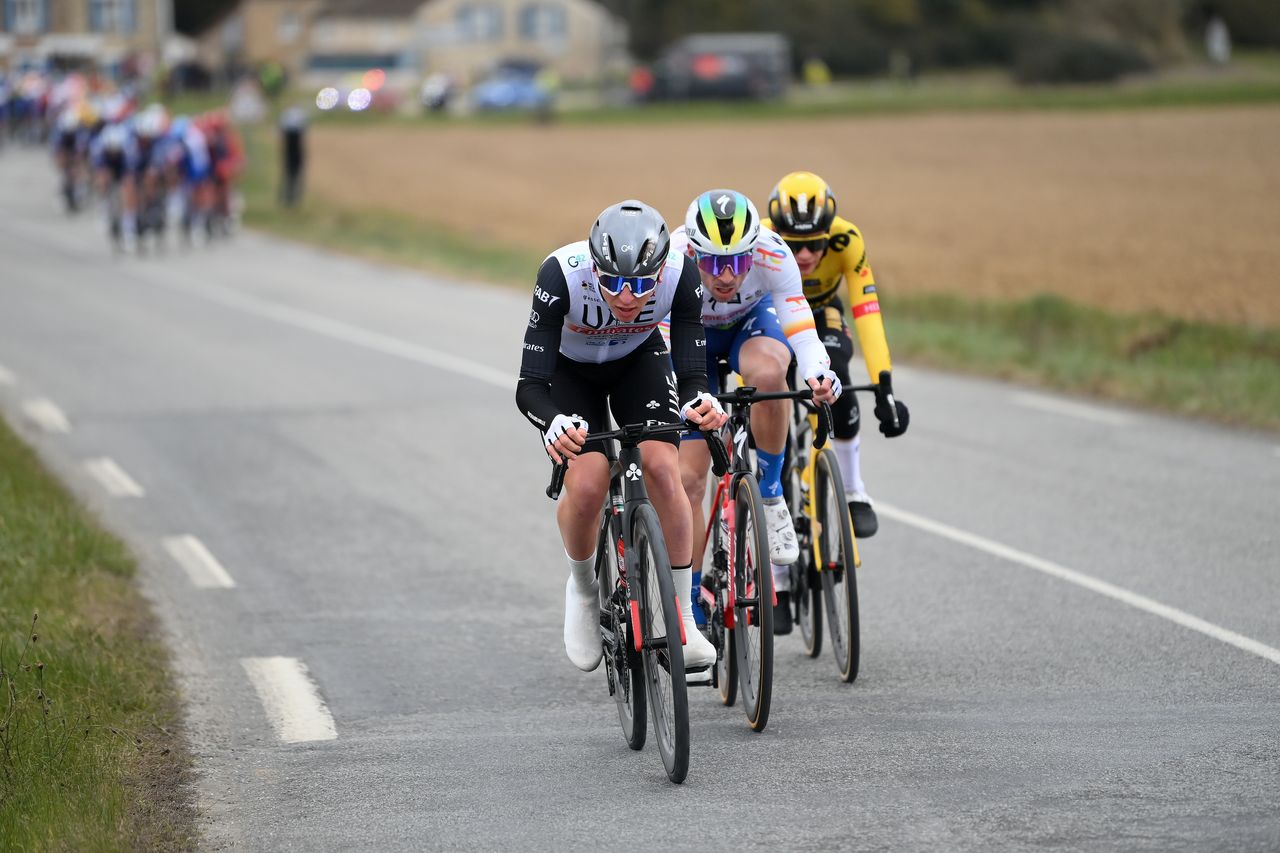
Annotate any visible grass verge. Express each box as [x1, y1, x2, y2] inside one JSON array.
[[239, 128, 1280, 433], [0, 419, 194, 850]]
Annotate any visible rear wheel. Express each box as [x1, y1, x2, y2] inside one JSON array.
[[597, 517, 644, 750], [732, 474, 773, 732], [795, 556, 823, 658], [814, 448, 860, 683], [633, 504, 690, 783], [785, 415, 823, 658]]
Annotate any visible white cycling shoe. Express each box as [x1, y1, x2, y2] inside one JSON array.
[[671, 567, 716, 673], [564, 576, 603, 672], [762, 496, 800, 565]]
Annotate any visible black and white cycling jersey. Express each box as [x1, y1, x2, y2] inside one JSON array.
[[516, 239, 708, 432]]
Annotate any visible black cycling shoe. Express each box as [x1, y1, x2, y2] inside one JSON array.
[[849, 499, 878, 538], [773, 590, 793, 635]]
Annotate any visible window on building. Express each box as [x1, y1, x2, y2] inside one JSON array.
[[518, 4, 566, 40], [88, 0, 136, 33], [456, 4, 503, 42], [7, 0, 47, 34]]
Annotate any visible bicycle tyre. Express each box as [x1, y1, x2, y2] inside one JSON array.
[[711, 500, 737, 707], [732, 473, 773, 732], [785, 415, 823, 658], [633, 503, 690, 783], [597, 517, 645, 750], [796, 557, 823, 659], [814, 447, 861, 683]]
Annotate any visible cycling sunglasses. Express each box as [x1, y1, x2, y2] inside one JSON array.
[[784, 236, 830, 255], [694, 251, 754, 277], [597, 271, 660, 296]]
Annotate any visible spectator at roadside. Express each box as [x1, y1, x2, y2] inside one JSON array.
[[279, 106, 307, 208]]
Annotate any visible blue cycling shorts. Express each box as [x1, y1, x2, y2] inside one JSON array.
[[703, 294, 789, 394]]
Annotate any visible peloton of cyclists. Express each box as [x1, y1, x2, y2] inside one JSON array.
[[517, 200, 728, 675], [763, 172, 910, 551], [670, 189, 840, 640]]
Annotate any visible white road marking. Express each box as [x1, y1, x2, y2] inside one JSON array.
[[84, 457, 145, 497], [0, 364, 14, 386], [1011, 392, 1130, 426], [241, 657, 338, 743], [877, 502, 1280, 667], [163, 535, 236, 589], [21, 398, 70, 433], [153, 279, 516, 390]]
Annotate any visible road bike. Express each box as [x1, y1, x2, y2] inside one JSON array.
[[783, 375, 896, 683], [548, 421, 727, 784], [696, 383, 829, 731]]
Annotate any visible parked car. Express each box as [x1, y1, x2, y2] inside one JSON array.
[[639, 33, 791, 102], [470, 60, 552, 113]]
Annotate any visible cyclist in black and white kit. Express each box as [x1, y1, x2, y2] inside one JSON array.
[[517, 200, 728, 673]]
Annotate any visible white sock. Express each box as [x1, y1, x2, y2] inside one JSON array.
[[835, 436, 867, 498], [671, 566, 696, 622], [566, 550, 595, 591], [772, 562, 790, 592]]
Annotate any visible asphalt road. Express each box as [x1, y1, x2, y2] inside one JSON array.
[[2, 150, 1277, 852]]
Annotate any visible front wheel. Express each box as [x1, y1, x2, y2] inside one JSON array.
[[597, 517, 644, 750], [633, 503, 690, 783], [814, 448, 860, 683], [732, 474, 773, 732]]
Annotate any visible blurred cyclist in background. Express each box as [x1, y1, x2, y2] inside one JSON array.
[[673, 189, 839, 640], [200, 111, 245, 238], [131, 104, 171, 250], [90, 120, 136, 251], [763, 171, 910, 540]]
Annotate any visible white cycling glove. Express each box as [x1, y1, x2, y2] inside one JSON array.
[[804, 368, 843, 400], [680, 392, 725, 424], [544, 413, 587, 448]]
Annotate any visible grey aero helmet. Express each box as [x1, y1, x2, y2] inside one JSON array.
[[588, 200, 670, 278]]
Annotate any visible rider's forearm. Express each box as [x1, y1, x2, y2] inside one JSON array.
[[515, 378, 559, 432]]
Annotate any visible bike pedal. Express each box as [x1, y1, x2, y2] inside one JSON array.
[[685, 666, 713, 685]]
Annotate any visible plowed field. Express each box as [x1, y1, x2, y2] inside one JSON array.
[[307, 106, 1280, 327]]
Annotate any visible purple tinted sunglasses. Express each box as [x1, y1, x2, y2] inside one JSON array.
[[695, 251, 754, 277]]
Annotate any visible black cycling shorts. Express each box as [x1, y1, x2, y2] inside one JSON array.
[[814, 298, 861, 440], [549, 331, 683, 455]]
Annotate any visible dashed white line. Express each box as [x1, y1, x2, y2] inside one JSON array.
[[241, 657, 337, 744], [84, 457, 145, 497], [163, 535, 236, 589], [0, 364, 14, 386], [21, 398, 70, 433], [877, 501, 1280, 667], [1011, 392, 1130, 426]]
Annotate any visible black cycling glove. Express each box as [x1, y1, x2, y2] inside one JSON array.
[[874, 371, 909, 438]]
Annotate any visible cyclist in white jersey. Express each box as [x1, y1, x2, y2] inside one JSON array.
[[517, 200, 728, 673], [672, 189, 840, 618]]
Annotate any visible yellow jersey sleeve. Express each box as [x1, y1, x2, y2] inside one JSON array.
[[763, 215, 894, 382], [831, 218, 892, 382]]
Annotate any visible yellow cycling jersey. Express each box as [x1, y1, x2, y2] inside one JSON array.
[[762, 214, 892, 382]]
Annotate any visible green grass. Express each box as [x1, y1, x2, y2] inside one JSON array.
[[238, 128, 1280, 433], [886, 292, 1280, 430], [0, 421, 194, 850]]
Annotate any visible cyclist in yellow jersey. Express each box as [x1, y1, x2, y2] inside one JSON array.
[[763, 171, 910, 544]]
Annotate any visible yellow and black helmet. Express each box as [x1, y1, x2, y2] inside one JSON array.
[[767, 171, 837, 238]]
